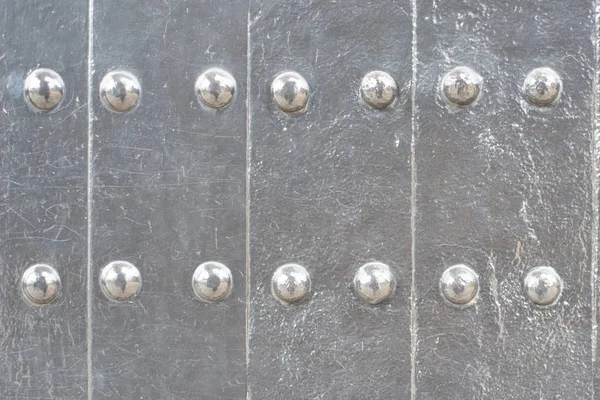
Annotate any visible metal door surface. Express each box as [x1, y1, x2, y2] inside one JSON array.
[[0, 0, 598, 399]]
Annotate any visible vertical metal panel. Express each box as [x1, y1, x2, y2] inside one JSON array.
[[0, 1, 89, 398], [414, 0, 595, 398], [247, 0, 413, 397], [89, 2, 247, 398]]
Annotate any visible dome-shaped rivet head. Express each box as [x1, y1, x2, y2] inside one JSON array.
[[23, 68, 65, 113], [353, 261, 396, 305], [195, 68, 236, 110], [21, 264, 61, 305], [192, 261, 233, 302], [99, 70, 141, 113], [271, 263, 311, 304], [271, 71, 310, 115], [360, 71, 398, 109], [439, 264, 479, 307], [523, 266, 562, 307], [441, 66, 483, 107], [522, 67, 562, 107], [99, 261, 142, 302]]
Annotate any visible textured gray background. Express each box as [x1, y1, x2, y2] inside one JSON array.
[[0, 0, 598, 399]]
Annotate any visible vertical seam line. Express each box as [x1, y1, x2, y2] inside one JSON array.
[[409, 0, 418, 398], [245, 1, 252, 398], [591, 1, 599, 396], [86, 0, 94, 398]]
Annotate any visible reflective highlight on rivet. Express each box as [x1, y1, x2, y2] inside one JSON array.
[[441, 66, 482, 107], [21, 264, 61, 305], [360, 71, 397, 109], [192, 261, 233, 302], [195, 68, 236, 110], [99, 70, 141, 113], [271, 71, 310, 115], [353, 261, 395, 305], [523, 266, 562, 307], [522, 67, 562, 107], [271, 263, 311, 304], [23, 68, 65, 113], [99, 261, 142, 302], [439, 264, 479, 307]]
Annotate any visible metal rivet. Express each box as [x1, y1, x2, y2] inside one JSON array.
[[23, 68, 65, 113], [192, 261, 233, 302], [99, 70, 141, 113], [523, 266, 562, 307], [441, 66, 483, 107], [353, 261, 395, 305], [271, 71, 310, 115], [439, 264, 479, 307], [99, 261, 142, 302], [21, 264, 61, 305], [195, 68, 236, 110], [360, 71, 397, 109], [271, 263, 311, 304], [522, 67, 562, 107]]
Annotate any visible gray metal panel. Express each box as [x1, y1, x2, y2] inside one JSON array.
[[247, 0, 413, 398], [0, 1, 89, 399], [414, 0, 595, 398], [89, 1, 247, 398]]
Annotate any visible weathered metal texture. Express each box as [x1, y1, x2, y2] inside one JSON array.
[[0, 1, 89, 398], [414, 0, 596, 398], [247, 0, 413, 397], [89, 1, 247, 398]]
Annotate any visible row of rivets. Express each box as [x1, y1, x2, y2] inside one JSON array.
[[19, 261, 563, 308], [20, 261, 233, 305], [21, 66, 561, 114]]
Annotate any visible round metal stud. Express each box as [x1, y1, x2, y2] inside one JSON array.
[[439, 264, 479, 307], [441, 66, 483, 107], [99, 70, 141, 113], [21, 264, 61, 305], [192, 261, 233, 302], [271, 71, 310, 115], [271, 263, 311, 304], [353, 261, 396, 305], [195, 68, 236, 110], [23, 68, 65, 113], [522, 67, 562, 107], [99, 261, 142, 302], [360, 71, 397, 109], [523, 266, 562, 307]]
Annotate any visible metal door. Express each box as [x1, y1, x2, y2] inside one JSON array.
[[0, 0, 597, 399]]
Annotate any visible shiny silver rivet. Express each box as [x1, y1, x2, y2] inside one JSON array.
[[441, 66, 483, 107], [360, 71, 397, 109], [439, 264, 479, 307], [523, 266, 562, 306], [21, 264, 61, 305], [271, 71, 310, 115], [23, 68, 65, 113], [353, 261, 396, 305], [195, 68, 236, 110], [192, 261, 233, 302], [99, 261, 142, 302], [522, 67, 562, 107], [271, 263, 311, 304], [99, 70, 141, 113]]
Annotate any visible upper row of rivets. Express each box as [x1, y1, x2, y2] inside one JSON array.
[[21, 66, 562, 114], [20, 261, 562, 309]]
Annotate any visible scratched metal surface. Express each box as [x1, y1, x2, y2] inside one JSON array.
[[247, 0, 413, 398], [89, 1, 247, 399], [0, 1, 89, 399], [414, 0, 596, 398]]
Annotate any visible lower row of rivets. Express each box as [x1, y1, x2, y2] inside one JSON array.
[[19, 261, 562, 308], [22, 66, 561, 114]]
